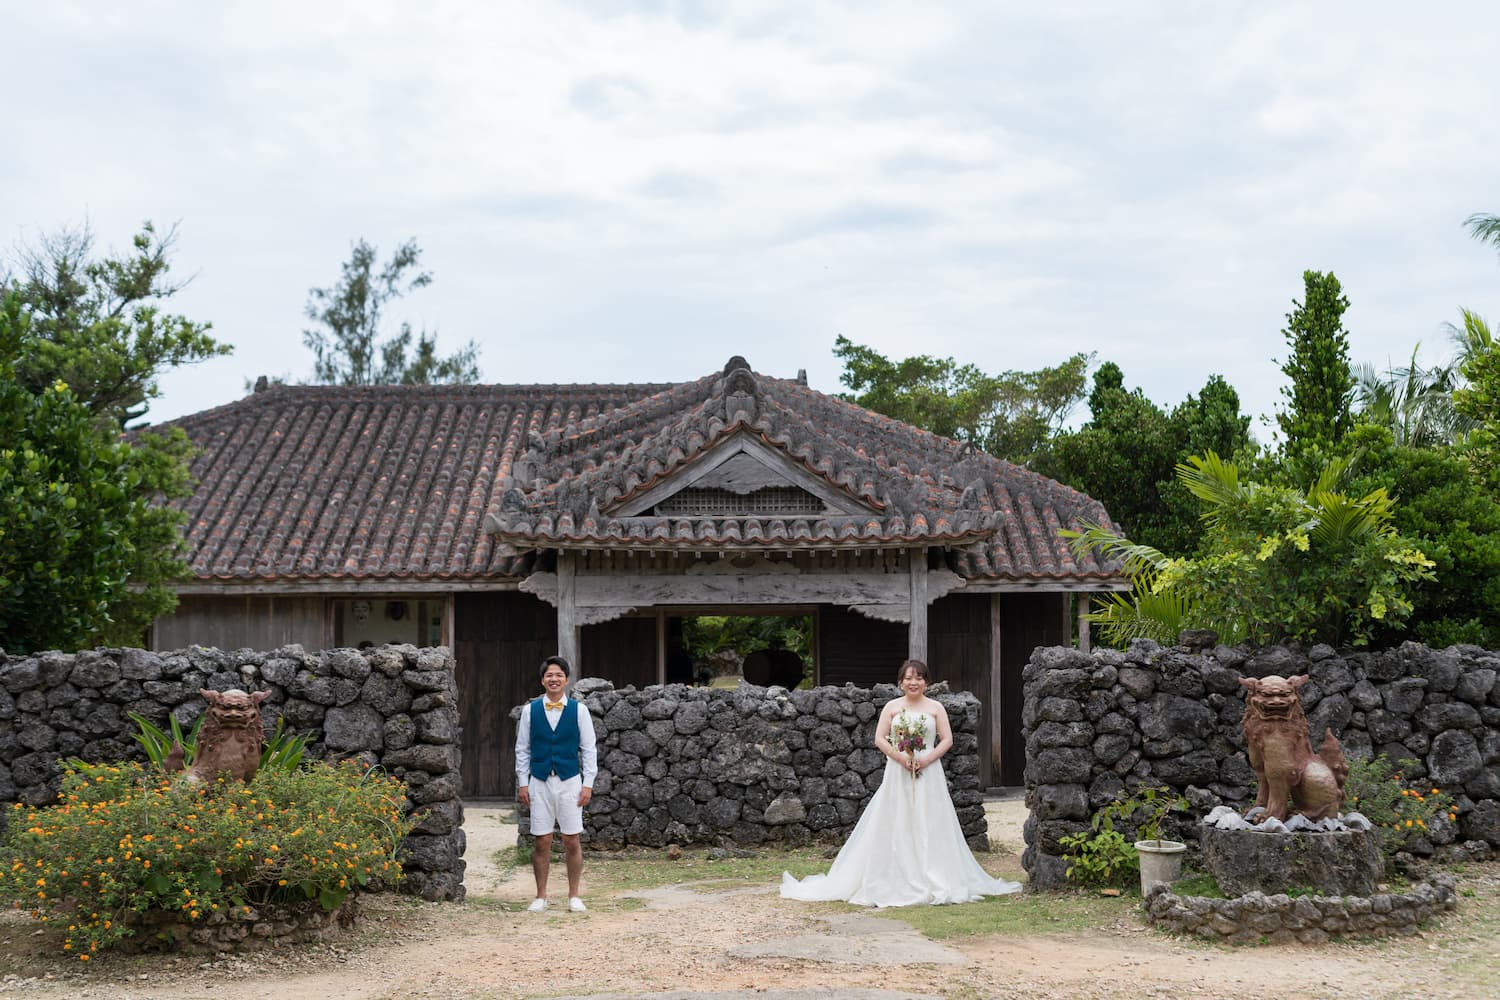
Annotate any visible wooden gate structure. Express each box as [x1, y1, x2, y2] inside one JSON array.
[[151, 358, 1126, 796]]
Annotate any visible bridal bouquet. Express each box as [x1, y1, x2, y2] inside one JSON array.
[[891, 712, 926, 784]]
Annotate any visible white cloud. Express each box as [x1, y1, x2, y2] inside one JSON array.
[[2, 0, 1497, 439]]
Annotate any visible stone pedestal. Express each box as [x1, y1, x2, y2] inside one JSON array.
[[1201, 827, 1384, 897]]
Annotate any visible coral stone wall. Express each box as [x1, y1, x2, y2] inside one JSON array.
[[0, 645, 465, 902], [517, 680, 989, 850], [1144, 877, 1459, 943], [1022, 639, 1500, 889]]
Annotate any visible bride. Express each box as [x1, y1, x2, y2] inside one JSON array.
[[781, 659, 1022, 907]]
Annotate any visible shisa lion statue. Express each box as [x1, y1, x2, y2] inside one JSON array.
[[164, 688, 270, 784], [1239, 674, 1348, 822]]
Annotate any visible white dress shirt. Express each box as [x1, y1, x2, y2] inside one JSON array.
[[515, 696, 598, 788]]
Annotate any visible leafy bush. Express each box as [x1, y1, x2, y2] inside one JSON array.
[[1059, 785, 1189, 888], [0, 759, 412, 959], [1067, 451, 1436, 648], [1345, 755, 1458, 861], [1344, 425, 1500, 647]]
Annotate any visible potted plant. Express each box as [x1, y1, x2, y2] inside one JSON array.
[[1129, 785, 1190, 894]]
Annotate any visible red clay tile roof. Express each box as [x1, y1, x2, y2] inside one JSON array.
[[159, 360, 1122, 585]]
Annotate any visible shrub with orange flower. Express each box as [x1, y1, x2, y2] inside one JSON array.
[[0, 759, 413, 957], [1344, 754, 1457, 864]]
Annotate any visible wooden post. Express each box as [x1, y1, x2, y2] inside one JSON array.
[[655, 607, 666, 685], [989, 593, 1004, 788], [1077, 593, 1092, 654], [557, 550, 579, 673], [908, 550, 928, 662]]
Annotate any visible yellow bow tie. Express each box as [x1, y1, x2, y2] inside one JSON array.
[[544, 700, 566, 711]]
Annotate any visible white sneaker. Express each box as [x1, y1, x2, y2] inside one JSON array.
[[526, 898, 548, 913], [568, 896, 587, 913]]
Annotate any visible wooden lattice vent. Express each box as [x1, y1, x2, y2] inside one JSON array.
[[654, 486, 825, 517]]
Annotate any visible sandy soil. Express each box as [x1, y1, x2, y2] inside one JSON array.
[[1, 801, 1495, 1000]]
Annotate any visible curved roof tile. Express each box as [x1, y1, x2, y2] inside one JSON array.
[[157, 363, 1122, 586]]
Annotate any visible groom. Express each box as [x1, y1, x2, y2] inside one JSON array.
[[515, 655, 597, 913]]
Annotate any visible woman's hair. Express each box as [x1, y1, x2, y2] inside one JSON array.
[[896, 659, 930, 684]]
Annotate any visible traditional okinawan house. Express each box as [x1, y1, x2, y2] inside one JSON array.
[[151, 357, 1125, 796]]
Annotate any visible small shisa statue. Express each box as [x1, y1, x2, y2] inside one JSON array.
[[1239, 674, 1348, 822], [164, 688, 270, 784]]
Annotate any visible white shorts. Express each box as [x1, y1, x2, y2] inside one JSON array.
[[529, 774, 585, 836]]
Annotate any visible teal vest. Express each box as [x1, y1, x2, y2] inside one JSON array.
[[529, 697, 581, 780]]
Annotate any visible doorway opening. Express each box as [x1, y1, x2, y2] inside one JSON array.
[[666, 611, 815, 689]]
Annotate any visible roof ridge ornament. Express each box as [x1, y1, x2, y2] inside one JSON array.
[[722, 359, 758, 424]]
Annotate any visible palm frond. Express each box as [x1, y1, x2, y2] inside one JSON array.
[[1175, 451, 1254, 525], [1085, 586, 1192, 647], [1465, 212, 1500, 255], [1062, 523, 1172, 576]]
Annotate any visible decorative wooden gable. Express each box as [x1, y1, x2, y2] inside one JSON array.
[[611, 432, 878, 521]]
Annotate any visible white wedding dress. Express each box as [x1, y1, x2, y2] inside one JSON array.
[[780, 711, 1022, 907]]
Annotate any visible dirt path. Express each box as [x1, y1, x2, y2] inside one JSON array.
[[1, 801, 1495, 1000]]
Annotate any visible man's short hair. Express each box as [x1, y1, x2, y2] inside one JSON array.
[[540, 655, 572, 679]]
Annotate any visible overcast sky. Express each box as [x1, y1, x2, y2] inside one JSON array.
[[4, 1, 1498, 444]]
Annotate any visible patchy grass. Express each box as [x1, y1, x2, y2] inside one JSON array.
[[879, 888, 1144, 940], [1434, 865, 1500, 994], [1171, 872, 1225, 898], [581, 845, 834, 895]]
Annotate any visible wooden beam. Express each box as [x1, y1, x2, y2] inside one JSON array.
[[989, 593, 1004, 788], [1077, 593, 1092, 654], [655, 608, 666, 685], [908, 552, 928, 661], [173, 580, 518, 595], [557, 551, 579, 673], [521, 567, 965, 609]]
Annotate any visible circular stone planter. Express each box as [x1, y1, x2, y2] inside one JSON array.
[[1136, 839, 1187, 894], [1144, 875, 1459, 944], [1201, 826, 1384, 897], [119, 896, 360, 954]]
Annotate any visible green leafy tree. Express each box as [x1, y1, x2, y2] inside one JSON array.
[[1175, 375, 1254, 462], [1037, 367, 1251, 555], [1065, 451, 1435, 648], [1455, 330, 1500, 491], [6, 221, 230, 427], [303, 238, 480, 385], [1344, 424, 1500, 647], [0, 294, 191, 652], [1276, 270, 1355, 477], [1036, 364, 1184, 551], [833, 336, 1090, 463]]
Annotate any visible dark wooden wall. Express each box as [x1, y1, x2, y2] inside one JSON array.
[[454, 592, 557, 798], [930, 593, 993, 786], [817, 604, 908, 687], [999, 592, 1068, 786], [581, 616, 659, 689]]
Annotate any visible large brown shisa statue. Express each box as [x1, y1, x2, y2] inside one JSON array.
[[164, 688, 270, 784], [1239, 674, 1348, 822]]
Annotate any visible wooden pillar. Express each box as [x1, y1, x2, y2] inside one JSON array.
[[989, 593, 1004, 788], [1077, 593, 1092, 654], [655, 607, 666, 685], [908, 550, 928, 662], [557, 550, 579, 673]]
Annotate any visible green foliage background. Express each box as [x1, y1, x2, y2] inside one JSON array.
[[0, 294, 191, 652]]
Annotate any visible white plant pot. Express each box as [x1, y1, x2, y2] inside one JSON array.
[[1135, 839, 1187, 894]]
